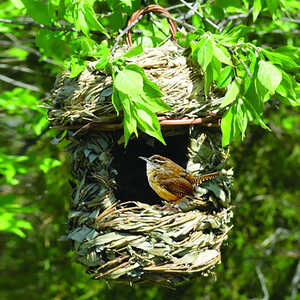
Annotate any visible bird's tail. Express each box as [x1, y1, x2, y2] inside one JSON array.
[[192, 172, 220, 185]]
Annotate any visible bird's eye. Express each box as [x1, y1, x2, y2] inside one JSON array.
[[153, 159, 163, 164]]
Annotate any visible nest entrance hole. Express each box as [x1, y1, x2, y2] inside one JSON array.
[[112, 134, 189, 205]]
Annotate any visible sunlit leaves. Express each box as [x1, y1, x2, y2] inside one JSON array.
[[252, 0, 262, 22], [0, 153, 28, 185], [115, 68, 144, 95], [39, 157, 62, 173], [196, 37, 213, 71], [262, 49, 298, 70], [21, 0, 52, 25], [213, 43, 232, 66], [0, 194, 33, 238], [220, 79, 240, 108], [217, 66, 234, 88], [112, 64, 171, 146], [67, 56, 88, 78], [258, 61, 282, 94], [36, 30, 70, 61], [71, 0, 108, 37], [190, 25, 298, 146]]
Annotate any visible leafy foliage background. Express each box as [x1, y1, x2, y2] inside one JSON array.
[[0, 0, 299, 299]]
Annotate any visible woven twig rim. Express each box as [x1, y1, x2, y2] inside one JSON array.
[[126, 4, 177, 46]]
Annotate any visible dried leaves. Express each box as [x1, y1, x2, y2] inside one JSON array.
[[61, 129, 233, 286]]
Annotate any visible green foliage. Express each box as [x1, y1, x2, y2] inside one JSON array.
[[112, 63, 171, 145], [188, 27, 299, 146], [5, 0, 298, 147], [0, 194, 33, 237]]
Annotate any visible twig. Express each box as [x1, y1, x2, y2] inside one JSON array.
[[160, 14, 195, 31], [0, 74, 40, 92], [256, 29, 300, 35], [256, 265, 269, 300], [0, 18, 77, 32], [4, 33, 63, 67], [0, 64, 34, 73], [0, 18, 106, 37], [166, 4, 186, 11], [218, 8, 253, 30], [111, 14, 144, 56], [281, 17, 300, 24], [179, 0, 220, 31]]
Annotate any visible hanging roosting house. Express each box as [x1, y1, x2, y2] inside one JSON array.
[[47, 5, 233, 286]]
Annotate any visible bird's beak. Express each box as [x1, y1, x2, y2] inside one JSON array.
[[139, 156, 149, 162]]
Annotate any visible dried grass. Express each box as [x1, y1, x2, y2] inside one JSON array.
[[47, 41, 225, 127], [49, 41, 232, 286]]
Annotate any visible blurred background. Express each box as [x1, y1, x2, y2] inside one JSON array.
[[0, 0, 299, 299]]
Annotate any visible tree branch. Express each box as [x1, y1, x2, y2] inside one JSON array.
[[0, 18, 77, 32], [111, 14, 144, 56], [256, 265, 269, 300], [179, 0, 220, 31], [0, 74, 40, 92], [0, 18, 106, 37]]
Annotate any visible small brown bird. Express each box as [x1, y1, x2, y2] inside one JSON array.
[[139, 155, 219, 204]]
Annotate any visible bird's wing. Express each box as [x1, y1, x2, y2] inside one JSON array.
[[160, 177, 193, 201]]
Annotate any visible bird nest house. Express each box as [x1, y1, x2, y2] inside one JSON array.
[[46, 5, 233, 286]]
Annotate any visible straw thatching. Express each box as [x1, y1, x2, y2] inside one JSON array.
[[48, 41, 233, 286], [47, 41, 225, 128]]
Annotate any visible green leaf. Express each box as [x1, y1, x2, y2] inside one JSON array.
[[276, 71, 297, 100], [253, 0, 262, 22], [220, 79, 240, 108], [262, 49, 298, 70], [267, 0, 279, 17], [94, 41, 110, 70], [257, 60, 282, 94], [197, 37, 213, 71], [21, 0, 51, 25], [112, 64, 170, 146], [220, 25, 250, 45], [112, 88, 122, 115], [134, 103, 166, 145], [114, 68, 144, 95], [213, 43, 232, 66], [221, 104, 238, 147], [221, 99, 249, 146], [243, 97, 270, 130], [77, 8, 89, 36], [126, 65, 163, 98], [120, 94, 138, 146], [83, 2, 109, 37], [119, 0, 132, 9], [217, 66, 234, 88], [245, 80, 264, 118], [69, 56, 88, 78], [96, 56, 109, 70], [235, 99, 248, 138], [211, 56, 222, 81], [11, 0, 24, 9], [204, 63, 214, 97], [255, 78, 271, 103], [40, 158, 62, 173], [123, 45, 143, 58], [36, 30, 69, 61]]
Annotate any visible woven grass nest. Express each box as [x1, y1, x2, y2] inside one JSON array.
[[48, 39, 233, 286], [48, 40, 225, 130]]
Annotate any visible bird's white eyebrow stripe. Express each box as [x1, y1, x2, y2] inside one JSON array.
[[153, 159, 164, 163]]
